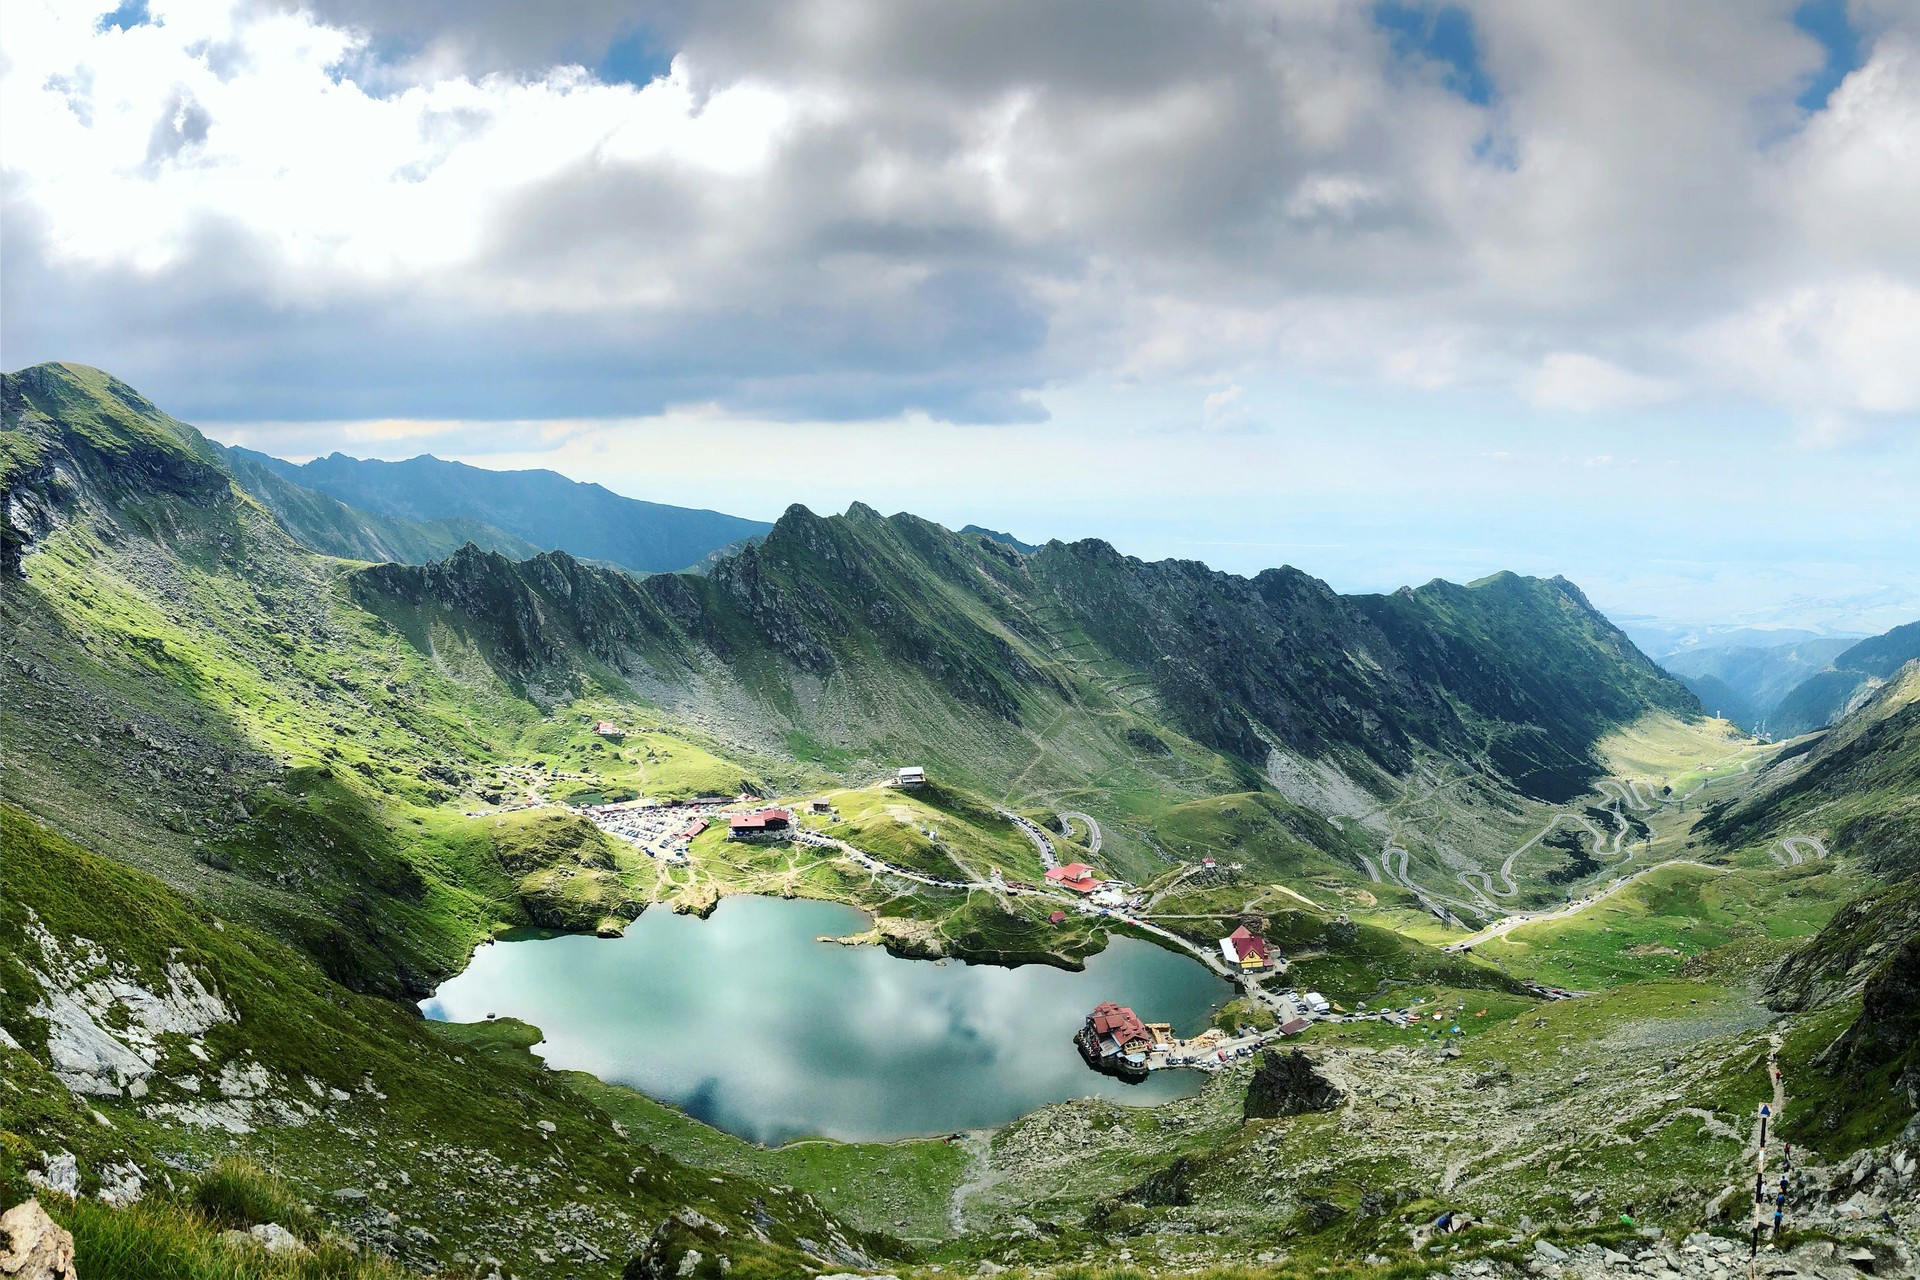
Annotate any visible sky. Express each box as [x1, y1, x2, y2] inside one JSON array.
[[3, 0, 1918, 638]]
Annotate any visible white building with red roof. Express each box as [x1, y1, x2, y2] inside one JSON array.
[[1045, 862, 1099, 893], [727, 808, 793, 840], [1219, 924, 1273, 971]]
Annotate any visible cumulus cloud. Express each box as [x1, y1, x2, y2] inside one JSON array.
[[1, 0, 1917, 433]]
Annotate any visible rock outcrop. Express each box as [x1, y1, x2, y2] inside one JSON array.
[[0, 1201, 76, 1280], [1244, 1049, 1343, 1121]]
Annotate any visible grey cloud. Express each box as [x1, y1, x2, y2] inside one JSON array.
[[144, 85, 212, 169], [11, 1, 1920, 428], [263, 0, 683, 78], [0, 191, 1050, 424]]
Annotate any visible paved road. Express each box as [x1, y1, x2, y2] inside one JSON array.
[[1773, 835, 1829, 866], [1001, 809, 1058, 869], [1058, 810, 1103, 853]]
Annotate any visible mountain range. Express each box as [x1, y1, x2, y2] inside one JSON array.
[[225, 445, 770, 574], [3, 361, 1916, 1280], [1658, 623, 1920, 737]]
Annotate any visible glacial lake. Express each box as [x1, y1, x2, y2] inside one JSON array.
[[421, 894, 1230, 1144]]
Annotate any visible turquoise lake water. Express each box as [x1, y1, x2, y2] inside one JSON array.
[[420, 894, 1229, 1144]]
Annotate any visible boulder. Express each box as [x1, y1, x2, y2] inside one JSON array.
[[1244, 1049, 1343, 1120], [249, 1223, 308, 1255], [623, 1216, 733, 1280], [0, 1201, 76, 1280], [23, 1155, 77, 1201]]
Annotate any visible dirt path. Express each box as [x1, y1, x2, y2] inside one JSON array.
[[946, 1129, 999, 1233], [1749, 1032, 1789, 1247]]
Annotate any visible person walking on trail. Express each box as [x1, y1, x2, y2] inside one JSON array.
[[1618, 1204, 1635, 1228]]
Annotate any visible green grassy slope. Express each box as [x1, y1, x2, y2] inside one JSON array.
[[1769, 620, 1920, 735], [0, 805, 892, 1279], [1701, 660, 1920, 878], [20, 362, 1893, 1277]]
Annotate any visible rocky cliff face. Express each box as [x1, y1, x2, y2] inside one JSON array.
[[1243, 1048, 1344, 1120], [350, 498, 1697, 804]]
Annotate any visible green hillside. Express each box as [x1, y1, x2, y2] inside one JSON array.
[[7, 361, 1913, 1279], [1702, 660, 1920, 878], [0, 805, 889, 1278], [1769, 620, 1920, 735]]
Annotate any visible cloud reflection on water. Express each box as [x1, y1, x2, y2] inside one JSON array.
[[421, 895, 1228, 1144]]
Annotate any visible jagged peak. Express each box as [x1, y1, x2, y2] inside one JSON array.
[[844, 500, 884, 521], [440, 540, 512, 570]]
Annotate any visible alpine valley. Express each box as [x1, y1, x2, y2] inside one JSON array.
[[3, 362, 1916, 1280]]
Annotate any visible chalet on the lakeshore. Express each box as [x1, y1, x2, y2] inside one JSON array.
[[728, 808, 793, 840], [895, 766, 927, 788], [1079, 1002, 1152, 1061], [1219, 925, 1272, 972], [1046, 863, 1099, 894]]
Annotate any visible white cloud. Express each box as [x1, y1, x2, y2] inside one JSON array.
[[0, 0, 1917, 439]]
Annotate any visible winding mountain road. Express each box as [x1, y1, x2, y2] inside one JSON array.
[[1057, 810, 1102, 853], [1772, 835, 1829, 866], [1001, 809, 1058, 869]]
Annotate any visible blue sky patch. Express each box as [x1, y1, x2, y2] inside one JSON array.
[[596, 26, 674, 89], [1372, 1, 1494, 106], [1792, 0, 1863, 111], [96, 0, 150, 33]]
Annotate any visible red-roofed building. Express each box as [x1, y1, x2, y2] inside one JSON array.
[[1219, 925, 1272, 971], [594, 720, 623, 738], [1279, 1017, 1312, 1036], [727, 808, 793, 840], [1075, 1001, 1153, 1077], [1048, 911, 1067, 924], [1045, 863, 1100, 894]]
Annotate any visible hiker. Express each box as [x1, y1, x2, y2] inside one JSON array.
[[1618, 1204, 1635, 1227]]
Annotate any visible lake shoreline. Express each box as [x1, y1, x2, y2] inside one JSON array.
[[420, 893, 1230, 1145]]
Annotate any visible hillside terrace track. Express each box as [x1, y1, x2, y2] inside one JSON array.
[[1379, 839, 1483, 927], [1376, 768, 1687, 932]]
